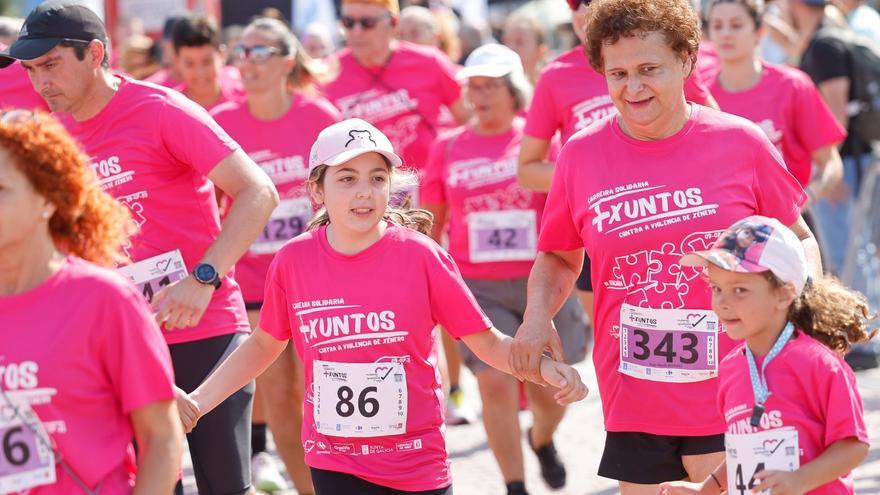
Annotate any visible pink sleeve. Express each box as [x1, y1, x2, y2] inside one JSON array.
[[259, 256, 293, 341], [684, 73, 710, 106], [314, 96, 344, 126], [420, 138, 448, 205], [537, 152, 583, 252], [435, 53, 462, 107], [820, 357, 869, 446], [426, 244, 492, 338], [524, 72, 560, 140], [792, 77, 846, 153], [101, 284, 175, 414], [159, 97, 240, 176], [750, 131, 806, 226]]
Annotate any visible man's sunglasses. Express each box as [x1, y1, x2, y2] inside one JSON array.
[[341, 13, 392, 30], [232, 44, 285, 64]]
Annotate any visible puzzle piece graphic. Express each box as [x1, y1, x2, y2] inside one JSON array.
[[635, 282, 690, 309], [612, 250, 661, 289], [648, 242, 684, 284]]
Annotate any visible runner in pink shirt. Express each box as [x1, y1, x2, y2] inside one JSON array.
[[179, 118, 588, 495], [211, 17, 342, 494], [0, 44, 47, 110], [422, 44, 586, 495], [323, 0, 470, 174], [0, 2, 280, 493], [0, 111, 181, 494], [660, 215, 872, 495], [509, 1, 822, 493], [172, 15, 246, 111], [144, 16, 185, 88], [706, 0, 845, 196]]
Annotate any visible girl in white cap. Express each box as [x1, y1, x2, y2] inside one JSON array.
[[660, 215, 874, 495], [178, 118, 587, 495]]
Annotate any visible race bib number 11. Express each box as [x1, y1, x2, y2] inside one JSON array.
[[116, 249, 188, 302]]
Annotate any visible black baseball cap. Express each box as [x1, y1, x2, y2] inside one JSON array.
[[0, 0, 107, 69]]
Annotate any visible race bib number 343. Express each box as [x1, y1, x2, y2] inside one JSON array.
[[313, 361, 407, 438], [725, 428, 800, 495]]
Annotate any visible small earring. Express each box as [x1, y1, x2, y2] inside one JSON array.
[[41, 211, 51, 219]]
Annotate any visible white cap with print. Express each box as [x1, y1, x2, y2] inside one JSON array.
[[308, 118, 403, 173]]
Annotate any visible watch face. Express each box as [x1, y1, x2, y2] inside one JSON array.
[[195, 264, 216, 282]]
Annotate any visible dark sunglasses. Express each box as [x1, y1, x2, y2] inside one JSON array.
[[341, 13, 391, 30], [232, 44, 285, 64], [566, 0, 592, 9]]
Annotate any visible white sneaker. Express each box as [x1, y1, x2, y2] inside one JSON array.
[[445, 389, 477, 426], [251, 452, 287, 493]]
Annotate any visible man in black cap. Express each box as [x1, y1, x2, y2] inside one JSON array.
[[1, 2, 279, 494]]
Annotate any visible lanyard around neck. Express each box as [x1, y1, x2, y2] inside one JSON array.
[[745, 322, 795, 426]]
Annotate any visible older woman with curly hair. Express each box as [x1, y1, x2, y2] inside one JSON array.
[[510, 0, 822, 492], [0, 111, 182, 494]]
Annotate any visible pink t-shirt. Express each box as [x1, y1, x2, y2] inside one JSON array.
[[526, 47, 712, 145], [176, 65, 247, 111], [719, 332, 869, 494], [538, 105, 806, 435], [259, 223, 491, 491], [0, 257, 175, 494], [57, 75, 249, 345], [422, 118, 547, 280], [323, 42, 462, 170], [710, 62, 846, 187], [211, 93, 342, 303], [143, 67, 180, 88], [0, 46, 48, 111]]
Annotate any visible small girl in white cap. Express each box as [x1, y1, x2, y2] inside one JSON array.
[[660, 215, 875, 495], [177, 118, 587, 495]]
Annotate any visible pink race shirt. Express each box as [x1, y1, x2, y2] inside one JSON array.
[[422, 117, 547, 280], [211, 93, 342, 303], [719, 332, 869, 494], [539, 105, 806, 435], [323, 42, 462, 170], [0, 47, 48, 111], [710, 62, 846, 187], [58, 75, 249, 345], [260, 223, 491, 491], [0, 257, 175, 494], [144, 67, 179, 88]]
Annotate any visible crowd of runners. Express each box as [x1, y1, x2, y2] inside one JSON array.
[[0, 0, 878, 494]]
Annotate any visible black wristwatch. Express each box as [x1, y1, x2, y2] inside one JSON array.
[[192, 263, 222, 289]]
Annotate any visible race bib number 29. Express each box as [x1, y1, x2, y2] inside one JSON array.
[[0, 401, 56, 493], [313, 361, 407, 438]]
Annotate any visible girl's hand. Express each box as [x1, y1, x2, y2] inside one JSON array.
[[538, 359, 588, 405], [657, 480, 713, 494], [174, 386, 201, 433], [752, 470, 806, 495]]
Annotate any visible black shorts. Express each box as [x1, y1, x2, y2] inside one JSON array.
[[170, 332, 255, 495], [245, 301, 263, 311], [575, 254, 593, 291], [310, 468, 453, 495], [598, 431, 725, 484]]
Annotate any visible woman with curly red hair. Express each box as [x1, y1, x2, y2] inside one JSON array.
[[0, 111, 182, 494], [510, 0, 822, 492]]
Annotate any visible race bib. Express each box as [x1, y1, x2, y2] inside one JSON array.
[[116, 249, 188, 302], [313, 361, 407, 438], [619, 303, 718, 383], [0, 398, 56, 493], [468, 210, 537, 263], [725, 428, 800, 495], [251, 197, 312, 255]]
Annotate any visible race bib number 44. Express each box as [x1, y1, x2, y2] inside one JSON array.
[[725, 428, 800, 495], [116, 249, 188, 302], [251, 197, 312, 255], [619, 304, 718, 383], [313, 361, 407, 438], [0, 400, 56, 493], [468, 210, 537, 263]]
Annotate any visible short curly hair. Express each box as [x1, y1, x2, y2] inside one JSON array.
[[585, 0, 701, 74], [0, 113, 133, 267]]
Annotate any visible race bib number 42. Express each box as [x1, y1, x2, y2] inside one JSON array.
[[725, 428, 800, 495], [468, 210, 537, 263], [313, 361, 407, 438], [619, 304, 718, 383], [116, 249, 188, 302], [0, 400, 56, 493]]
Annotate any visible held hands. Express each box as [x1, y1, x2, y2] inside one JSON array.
[[174, 386, 201, 433], [152, 276, 215, 330], [538, 359, 588, 405], [751, 470, 806, 495], [510, 318, 564, 385]]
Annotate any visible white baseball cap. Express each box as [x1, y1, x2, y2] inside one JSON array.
[[308, 118, 403, 173], [456, 43, 524, 80], [680, 215, 808, 294]]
